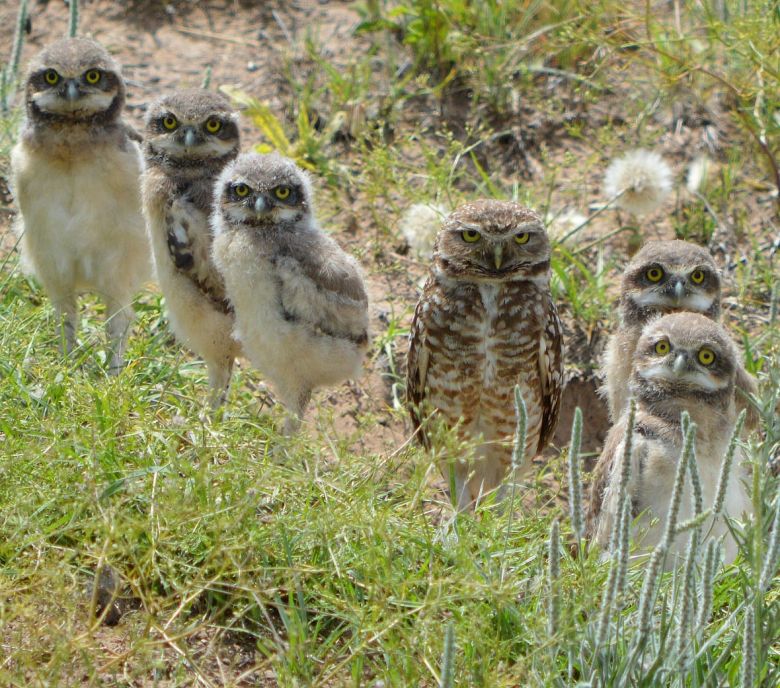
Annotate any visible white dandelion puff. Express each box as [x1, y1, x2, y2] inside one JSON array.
[[604, 149, 673, 216], [686, 155, 712, 195], [399, 202, 449, 259], [545, 208, 589, 243]]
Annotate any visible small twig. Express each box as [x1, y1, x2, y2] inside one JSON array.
[[173, 27, 256, 47]]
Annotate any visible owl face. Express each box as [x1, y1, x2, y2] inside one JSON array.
[[214, 153, 313, 230], [144, 90, 239, 164], [621, 240, 721, 323], [633, 313, 736, 398], [435, 200, 550, 282], [25, 38, 124, 121]]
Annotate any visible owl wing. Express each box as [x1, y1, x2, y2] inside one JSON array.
[[585, 417, 626, 544], [536, 298, 564, 453], [165, 196, 232, 314], [734, 364, 760, 431], [276, 237, 369, 345], [406, 290, 431, 449]]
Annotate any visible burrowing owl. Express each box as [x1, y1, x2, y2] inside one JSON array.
[[11, 38, 150, 371], [141, 90, 241, 406], [602, 239, 757, 426], [210, 152, 369, 432], [406, 200, 564, 509], [589, 312, 753, 563]]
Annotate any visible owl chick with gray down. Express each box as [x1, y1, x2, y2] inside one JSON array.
[[406, 200, 564, 509], [589, 312, 754, 564], [210, 152, 370, 433], [141, 90, 241, 407], [601, 239, 758, 428], [11, 38, 150, 372]]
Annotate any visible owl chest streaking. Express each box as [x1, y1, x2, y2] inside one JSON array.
[[210, 152, 369, 433], [407, 200, 563, 508], [11, 38, 150, 372], [141, 90, 241, 406], [589, 313, 753, 564]]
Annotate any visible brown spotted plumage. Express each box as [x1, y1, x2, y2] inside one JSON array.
[[406, 200, 564, 508]]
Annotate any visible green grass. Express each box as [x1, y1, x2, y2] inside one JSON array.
[[1, 0, 779, 684]]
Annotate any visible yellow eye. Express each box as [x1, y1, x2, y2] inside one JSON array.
[[646, 267, 664, 283], [515, 232, 530, 245], [44, 70, 59, 85], [205, 118, 222, 134], [85, 70, 101, 84], [461, 229, 481, 243], [233, 183, 250, 198], [698, 347, 716, 366], [162, 116, 178, 130], [690, 269, 705, 284], [274, 186, 291, 200], [654, 339, 670, 355]]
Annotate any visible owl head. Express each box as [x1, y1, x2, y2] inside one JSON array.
[[144, 90, 239, 173], [620, 240, 721, 326], [24, 38, 125, 125], [434, 200, 550, 282], [631, 312, 737, 415], [212, 152, 314, 232]]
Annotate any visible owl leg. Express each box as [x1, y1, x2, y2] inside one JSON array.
[[51, 293, 78, 356], [206, 356, 234, 409], [104, 296, 134, 374], [280, 386, 312, 436]]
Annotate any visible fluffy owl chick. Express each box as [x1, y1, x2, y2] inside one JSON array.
[[11, 37, 150, 371], [589, 313, 753, 563], [210, 152, 369, 432], [602, 239, 758, 428], [406, 200, 564, 509], [141, 90, 241, 406]]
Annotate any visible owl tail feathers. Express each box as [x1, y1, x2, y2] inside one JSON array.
[[399, 203, 449, 260]]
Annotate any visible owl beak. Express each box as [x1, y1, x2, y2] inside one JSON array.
[[673, 352, 687, 374], [254, 196, 268, 214], [183, 128, 196, 148], [66, 80, 80, 101], [673, 280, 685, 300], [493, 245, 504, 270]]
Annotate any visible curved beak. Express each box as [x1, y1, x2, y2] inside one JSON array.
[[673, 279, 684, 300], [66, 80, 79, 101], [183, 127, 196, 148], [493, 245, 504, 270], [254, 196, 268, 214], [673, 352, 687, 374]]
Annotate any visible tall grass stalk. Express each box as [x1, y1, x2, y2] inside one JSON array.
[[68, 0, 79, 38], [567, 407, 584, 543]]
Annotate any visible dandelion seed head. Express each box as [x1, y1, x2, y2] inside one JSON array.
[[686, 155, 712, 195], [604, 149, 673, 216], [546, 208, 588, 243], [399, 202, 449, 259]]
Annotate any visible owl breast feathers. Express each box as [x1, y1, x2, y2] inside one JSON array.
[[406, 200, 563, 507]]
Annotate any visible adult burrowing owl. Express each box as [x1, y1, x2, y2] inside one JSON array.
[[406, 200, 564, 509], [141, 90, 241, 406], [11, 38, 150, 371], [210, 152, 369, 432], [602, 239, 757, 426], [589, 313, 753, 563]]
